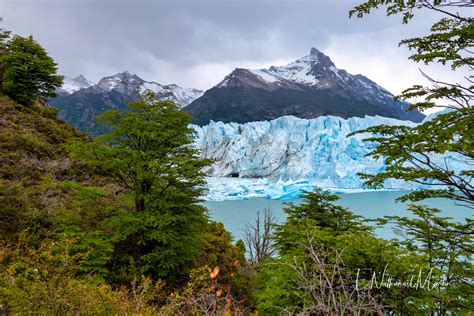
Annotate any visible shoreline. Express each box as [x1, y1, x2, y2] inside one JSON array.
[[202, 176, 413, 201]]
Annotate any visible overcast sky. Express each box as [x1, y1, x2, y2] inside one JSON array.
[[0, 0, 467, 99]]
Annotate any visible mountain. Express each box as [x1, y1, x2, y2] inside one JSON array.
[[48, 71, 203, 136], [57, 75, 94, 95], [185, 48, 424, 126], [192, 115, 465, 200]]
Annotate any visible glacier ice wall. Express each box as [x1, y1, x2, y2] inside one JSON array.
[[192, 114, 469, 200], [192, 115, 423, 200]]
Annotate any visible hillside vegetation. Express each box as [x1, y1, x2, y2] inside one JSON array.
[[0, 94, 249, 314], [1, 0, 473, 313]]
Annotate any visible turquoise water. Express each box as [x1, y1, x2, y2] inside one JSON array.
[[204, 191, 471, 242]]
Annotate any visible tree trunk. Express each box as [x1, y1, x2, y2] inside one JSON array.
[[135, 197, 145, 212]]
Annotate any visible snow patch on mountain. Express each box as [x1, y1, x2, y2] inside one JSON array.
[[155, 85, 205, 107], [81, 71, 203, 107], [215, 74, 232, 88], [140, 81, 162, 94], [59, 75, 94, 94], [248, 69, 281, 84], [173, 87, 205, 106], [266, 54, 320, 86]]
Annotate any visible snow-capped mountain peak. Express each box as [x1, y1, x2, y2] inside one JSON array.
[[310, 47, 335, 66], [216, 48, 339, 89], [72, 74, 94, 87], [90, 71, 204, 106], [96, 71, 145, 93], [310, 47, 320, 56], [185, 46, 425, 125], [58, 75, 94, 94], [139, 82, 204, 107], [50, 71, 204, 135], [91, 71, 203, 106], [266, 48, 338, 86]]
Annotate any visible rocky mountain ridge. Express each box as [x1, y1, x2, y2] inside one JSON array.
[[49, 72, 204, 135], [185, 48, 424, 125]]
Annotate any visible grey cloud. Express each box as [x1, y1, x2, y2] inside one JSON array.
[[0, 0, 461, 92]]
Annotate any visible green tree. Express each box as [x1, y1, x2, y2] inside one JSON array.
[[256, 189, 402, 314], [1, 35, 63, 106], [72, 94, 212, 285], [349, 1, 473, 314], [348, 0, 473, 251], [378, 206, 473, 313], [0, 18, 11, 91], [348, 1, 473, 206], [273, 189, 368, 256], [348, 0, 473, 249]]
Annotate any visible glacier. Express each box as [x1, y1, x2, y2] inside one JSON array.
[[192, 114, 468, 201]]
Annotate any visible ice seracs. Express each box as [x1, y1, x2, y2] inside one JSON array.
[[192, 115, 468, 200], [193, 115, 415, 184]]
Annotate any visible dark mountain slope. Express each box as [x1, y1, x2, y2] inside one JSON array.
[[185, 48, 424, 126]]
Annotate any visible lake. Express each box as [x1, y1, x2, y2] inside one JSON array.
[[204, 190, 471, 242]]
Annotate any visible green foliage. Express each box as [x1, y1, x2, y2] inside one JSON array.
[[400, 17, 473, 70], [0, 92, 243, 314], [197, 221, 256, 306], [0, 239, 117, 315], [162, 265, 249, 315], [256, 189, 397, 313], [0, 95, 102, 245], [377, 205, 474, 312], [0, 87, 249, 312], [350, 0, 470, 23], [71, 94, 212, 285], [273, 189, 368, 255], [0, 30, 250, 313], [348, 1, 473, 206], [0, 239, 169, 315], [350, 107, 473, 206], [1, 35, 63, 106], [201, 221, 245, 267], [348, 2, 473, 314], [256, 188, 472, 314], [0, 93, 125, 309], [351, 1, 473, 112]]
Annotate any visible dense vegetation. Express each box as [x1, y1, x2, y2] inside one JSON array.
[[1, 1, 472, 314], [70, 93, 213, 286], [0, 78, 252, 315]]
